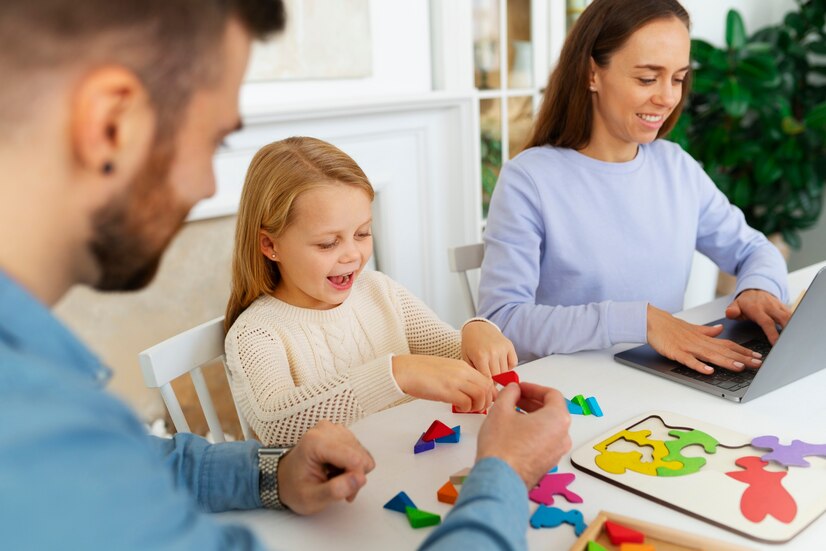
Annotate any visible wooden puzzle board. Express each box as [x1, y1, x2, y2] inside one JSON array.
[[570, 411, 826, 543]]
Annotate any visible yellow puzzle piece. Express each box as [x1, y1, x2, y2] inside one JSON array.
[[594, 429, 683, 476]]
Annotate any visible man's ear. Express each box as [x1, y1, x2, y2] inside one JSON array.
[[70, 66, 155, 187], [259, 230, 279, 261]]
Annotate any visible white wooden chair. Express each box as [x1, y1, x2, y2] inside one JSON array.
[[138, 316, 252, 442], [447, 242, 485, 318]]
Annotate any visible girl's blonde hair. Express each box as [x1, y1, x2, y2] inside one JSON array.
[[224, 136, 374, 332]]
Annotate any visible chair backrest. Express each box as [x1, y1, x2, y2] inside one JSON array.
[[447, 242, 484, 317], [138, 316, 252, 442]]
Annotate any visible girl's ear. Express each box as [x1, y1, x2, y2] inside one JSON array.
[[259, 230, 279, 261]]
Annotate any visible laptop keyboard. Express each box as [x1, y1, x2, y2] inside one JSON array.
[[669, 335, 772, 392]]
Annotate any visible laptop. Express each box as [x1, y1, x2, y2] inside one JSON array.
[[614, 266, 826, 403]]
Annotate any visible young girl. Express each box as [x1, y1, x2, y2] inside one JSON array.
[[224, 137, 517, 445]]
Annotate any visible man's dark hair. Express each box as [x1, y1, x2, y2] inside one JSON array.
[[0, 0, 286, 138]]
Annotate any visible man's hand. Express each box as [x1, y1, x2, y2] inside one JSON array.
[[647, 304, 762, 374], [476, 383, 571, 489], [725, 289, 791, 345], [276, 421, 375, 515], [461, 320, 518, 377]]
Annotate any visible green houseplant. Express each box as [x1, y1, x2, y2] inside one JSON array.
[[670, 0, 826, 249]]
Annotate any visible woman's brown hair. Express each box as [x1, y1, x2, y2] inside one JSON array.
[[525, 0, 691, 150], [224, 137, 374, 332]]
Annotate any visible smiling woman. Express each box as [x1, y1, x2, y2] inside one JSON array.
[[477, 0, 791, 375]]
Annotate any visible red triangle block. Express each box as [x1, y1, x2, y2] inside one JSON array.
[[492, 371, 519, 386], [423, 420, 455, 442], [604, 520, 644, 545]]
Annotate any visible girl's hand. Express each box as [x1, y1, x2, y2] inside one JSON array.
[[646, 304, 763, 374], [392, 355, 496, 412], [461, 320, 518, 377]]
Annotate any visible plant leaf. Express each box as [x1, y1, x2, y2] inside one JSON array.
[[804, 101, 826, 130], [726, 10, 747, 49], [720, 77, 750, 117]]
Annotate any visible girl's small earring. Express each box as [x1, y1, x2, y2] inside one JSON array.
[[589, 86, 597, 92], [271, 254, 276, 259]]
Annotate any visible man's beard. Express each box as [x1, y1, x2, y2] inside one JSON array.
[[89, 142, 190, 292]]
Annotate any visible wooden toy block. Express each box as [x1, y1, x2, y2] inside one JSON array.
[[414, 433, 435, 454], [491, 370, 519, 386], [383, 491, 416, 514], [594, 429, 682, 476], [726, 455, 797, 523], [529, 505, 587, 535], [587, 541, 608, 551], [604, 520, 645, 545], [405, 506, 441, 528], [528, 472, 583, 506], [549, 466, 558, 473], [572, 394, 591, 416], [585, 396, 603, 417], [435, 425, 461, 443], [437, 480, 459, 504], [751, 435, 826, 467], [423, 420, 455, 442], [450, 467, 472, 485], [566, 398, 584, 415], [657, 429, 719, 477], [619, 544, 655, 551], [452, 405, 486, 414]]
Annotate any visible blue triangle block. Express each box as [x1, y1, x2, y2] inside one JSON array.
[[585, 396, 603, 417], [566, 398, 583, 415], [435, 425, 461, 443], [383, 491, 417, 513], [414, 432, 436, 454]]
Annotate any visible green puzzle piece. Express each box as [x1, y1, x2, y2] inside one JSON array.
[[572, 394, 591, 416], [405, 506, 441, 528], [656, 429, 719, 477]]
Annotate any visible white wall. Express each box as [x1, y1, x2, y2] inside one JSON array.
[[240, 3, 431, 112], [682, 0, 796, 44]]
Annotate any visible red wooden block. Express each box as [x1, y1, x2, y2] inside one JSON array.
[[437, 480, 459, 504], [604, 520, 644, 545], [423, 420, 455, 442], [492, 371, 519, 386], [452, 405, 487, 414]]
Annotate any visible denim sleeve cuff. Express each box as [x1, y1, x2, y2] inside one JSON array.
[[735, 274, 787, 303], [202, 439, 262, 512], [607, 300, 648, 344], [458, 456, 528, 515]]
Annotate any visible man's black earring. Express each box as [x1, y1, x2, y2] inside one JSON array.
[[102, 161, 114, 175]]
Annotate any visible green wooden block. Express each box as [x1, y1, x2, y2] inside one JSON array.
[[405, 506, 441, 528], [587, 541, 608, 551], [572, 394, 591, 416]]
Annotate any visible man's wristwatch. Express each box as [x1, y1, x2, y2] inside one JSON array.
[[258, 446, 294, 510]]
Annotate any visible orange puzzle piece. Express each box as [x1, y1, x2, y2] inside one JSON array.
[[437, 480, 459, 504]]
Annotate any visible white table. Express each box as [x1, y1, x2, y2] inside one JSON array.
[[217, 261, 826, 550]]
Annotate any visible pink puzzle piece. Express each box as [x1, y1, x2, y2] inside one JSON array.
[[751, 435, 826, 467], [528, 472, 583, 506], [726, 456, 797, 524]]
